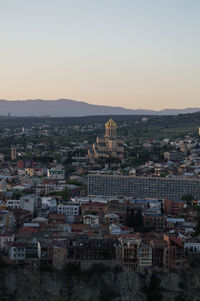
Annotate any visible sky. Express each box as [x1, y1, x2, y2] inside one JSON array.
[[0, 0, 199, 110]]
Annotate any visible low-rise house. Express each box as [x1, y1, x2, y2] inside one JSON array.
[[184, 237, 200, 254], [109, 224, 121, 235], [104, 213, 119, 225], [6, 199, 20, 210], [49, 213, 66, 224], [143, 213, 165, 232], [83, 214, 100, 225], [8, 242, 26, 261], [0, 232, 14, 251], [47, 166, 65, 180]]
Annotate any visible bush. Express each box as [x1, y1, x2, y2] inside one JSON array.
[[0, 257, 9, 268], [85, 263, 110, 279], [113, 264, 122, 273], [100, 285, 120, 301], [39, 261, 53, 272], [142, 272, 163, 301], [63, 262, 82, 278]]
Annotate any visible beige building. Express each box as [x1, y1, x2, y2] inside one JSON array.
[[11, 147, 17, 160], [88, 119, 124, 159]]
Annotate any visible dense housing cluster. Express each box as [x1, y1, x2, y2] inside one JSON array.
[[0, 117, 200, 272]]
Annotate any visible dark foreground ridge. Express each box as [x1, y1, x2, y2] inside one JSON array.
[[0, 262, 200, 301]]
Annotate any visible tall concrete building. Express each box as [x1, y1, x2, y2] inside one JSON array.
[[88, 174, 200, 200], [11, 147, 17, 160], [88, 118, 124, 159]]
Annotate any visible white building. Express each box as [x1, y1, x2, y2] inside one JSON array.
[[47, 166, 65, 180], [0, 233, 14, 250], [41, 197, 57, 212], [9, 242, 26, 261], [184, 237, 200, 254], [83, 214, 99, 225], [20, 194, 40, 213], [57, 203, 79, 222], [109, 224, 122, 235], [6, 199, 21, 210]]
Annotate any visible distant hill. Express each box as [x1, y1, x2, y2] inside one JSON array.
[[0, 99, 199, 117]]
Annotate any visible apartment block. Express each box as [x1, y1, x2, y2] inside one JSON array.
[[88, 174, 200, 200]]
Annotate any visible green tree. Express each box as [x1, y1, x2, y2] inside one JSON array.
[[181, 194, 193, 208]]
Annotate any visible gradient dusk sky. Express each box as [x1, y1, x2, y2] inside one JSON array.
[[0, 0, 199, 110]]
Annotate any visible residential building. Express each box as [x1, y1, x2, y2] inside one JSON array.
[[52, 242, 67, 269], [37, 242, 53, 264], [138, 242, 152, 268], [88, 174, 200, 200], [8, 242, 26, 261], [81, 202, 107, 218], [73, 238, 118, 260], [184, 237, 200, 254], [143, 213, 165, 232], [0, 233, 14, 251], [120, 236, 141, 270], [164, 199, 186, 216], [83, 214, 99, 225], [57, 203, 79, 222], [6, 199, 21, 210], [47, 166, 65, 180]]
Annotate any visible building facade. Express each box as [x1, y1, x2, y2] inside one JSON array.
[[88, 174, 200, 200]]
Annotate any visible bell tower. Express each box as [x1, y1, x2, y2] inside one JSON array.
[[105, 119, 117, 137]]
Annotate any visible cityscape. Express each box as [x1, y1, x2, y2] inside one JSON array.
[[0, 114, 200, 300], [1, 0, 200, 300]]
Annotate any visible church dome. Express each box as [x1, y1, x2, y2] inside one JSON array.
[[105, 119, 117, 128]]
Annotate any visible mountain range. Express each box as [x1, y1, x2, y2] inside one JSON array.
[[0, 99, 199, 117]]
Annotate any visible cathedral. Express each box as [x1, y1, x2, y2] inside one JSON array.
[[88, 118, 124, 159]]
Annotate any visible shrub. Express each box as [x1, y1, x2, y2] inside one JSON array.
[[63, 262, 82, 278]]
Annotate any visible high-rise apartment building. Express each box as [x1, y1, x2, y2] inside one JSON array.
[[88, 174, 200, 200]]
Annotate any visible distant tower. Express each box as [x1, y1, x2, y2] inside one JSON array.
[[11, 147, 17, 160], [105, 119, 117, 137]]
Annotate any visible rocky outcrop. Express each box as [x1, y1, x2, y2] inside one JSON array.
[[0, 264, 200, 301]]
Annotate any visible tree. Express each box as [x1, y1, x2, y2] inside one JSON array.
[[181, 194, 193, 208], [195, 215, 200, 236], [125, 207, 143, 232], [143, 272, 163, 301]]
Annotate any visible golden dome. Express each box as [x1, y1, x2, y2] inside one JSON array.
[[105, 118, 117, 128]]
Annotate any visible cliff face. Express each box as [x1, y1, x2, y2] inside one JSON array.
[[0, 265, 200, 301]]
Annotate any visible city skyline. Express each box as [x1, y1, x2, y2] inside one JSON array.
[[1, 0, 200, 110]]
